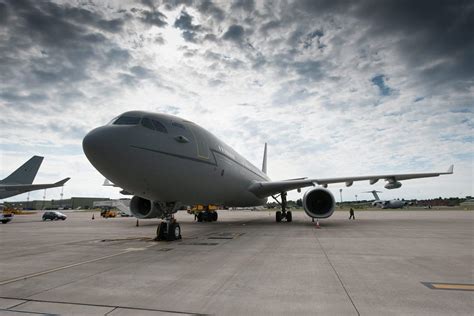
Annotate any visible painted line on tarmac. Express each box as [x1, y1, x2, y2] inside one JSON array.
[[422, 282, 474, 291], [0, 249, 144, 286], [0, 296, 208, 315]]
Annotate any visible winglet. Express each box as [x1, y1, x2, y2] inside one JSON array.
[[447, 165, 454, 174], [262, 143, 267, 174], [55, 177, 70, 186]]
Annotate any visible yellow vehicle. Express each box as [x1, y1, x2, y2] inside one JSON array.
[[100, 209, 117, 218], [189, 205, 218, 222]]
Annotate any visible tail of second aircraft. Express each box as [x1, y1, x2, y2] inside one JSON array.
[[262, 143, 267, 174], [0, 156, 44, 184], [364, 190, 382, 200]]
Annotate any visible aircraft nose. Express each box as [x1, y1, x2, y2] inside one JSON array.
[[83, 127, 104, 159], [82, 127, 116, 167]]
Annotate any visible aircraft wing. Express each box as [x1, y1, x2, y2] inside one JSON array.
[[248, 165, 453, 198], [0, 178, 70, 192]]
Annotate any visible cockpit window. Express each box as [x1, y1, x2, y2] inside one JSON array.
[[172, 122, 185, 129], [151, 119, 168, 133], [141, 117, 155, 130], [113, 116, 141, 125], [140, 117, 168, 133]]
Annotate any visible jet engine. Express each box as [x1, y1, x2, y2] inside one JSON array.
[[385, 181, 402, 189], [130, 196, 164, 219], [302, 188, 336, 218]]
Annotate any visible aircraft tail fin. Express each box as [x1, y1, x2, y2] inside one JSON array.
[[262, 143, 267, 174], [1, 156, 44, 184], [363, 190, 382, 200], [370, 190, 381, 200]]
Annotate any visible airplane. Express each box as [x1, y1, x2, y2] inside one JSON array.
[[82, 111, 454, 241], [0, 156, 70, 200], [364, 190, 410, 209]]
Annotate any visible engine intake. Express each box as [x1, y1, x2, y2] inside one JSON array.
[[130, 196, 164, 219], [303, 188, 335, 218]]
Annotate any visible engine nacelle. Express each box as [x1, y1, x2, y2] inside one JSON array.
[[303, 188, 336, 218], [385, 181, 402, 189], [130, 196, 165, 219]]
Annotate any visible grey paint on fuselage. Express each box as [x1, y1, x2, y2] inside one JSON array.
[[83, 111, 269, 207]]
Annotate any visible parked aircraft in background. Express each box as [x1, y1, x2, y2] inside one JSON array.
[[0, 156, 70, 199], [83, 111, 454, 241], [364, 190, 410, 209]]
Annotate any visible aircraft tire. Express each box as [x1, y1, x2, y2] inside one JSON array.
[[276, 211, 282, 222], [286, 211, 292, 222], [156, 222, 167, 240], [167, 223, 181, 241]]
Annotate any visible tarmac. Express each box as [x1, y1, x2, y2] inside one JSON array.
[[0, 209, 472, 315]]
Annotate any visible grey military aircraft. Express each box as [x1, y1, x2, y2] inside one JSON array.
[[82, 111, 454, 241], [0, 156, 70, 199], [365, 190, 410, 209]]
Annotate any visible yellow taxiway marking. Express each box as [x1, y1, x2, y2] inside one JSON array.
[[423, 282, 474, 291], [0, 248, 147, 286], [432, 284, 474, 291]]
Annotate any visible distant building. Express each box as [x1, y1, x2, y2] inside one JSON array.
[[4, 197, 110, 210]]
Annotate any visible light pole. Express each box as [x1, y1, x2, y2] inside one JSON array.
[[355, 194, 358, 202], [339, 189, 343, 204]]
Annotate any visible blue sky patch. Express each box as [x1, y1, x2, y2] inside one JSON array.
[[371, 74, 392, 96]]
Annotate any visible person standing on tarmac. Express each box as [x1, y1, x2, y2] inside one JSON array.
[[349, 208, 355, 220]]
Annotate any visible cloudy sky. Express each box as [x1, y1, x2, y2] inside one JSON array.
[[0, 0, 472, 203]]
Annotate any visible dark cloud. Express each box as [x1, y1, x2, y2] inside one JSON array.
[[131, 7, 167, 27], [174, 10, 201, 42], [0, 0, 133, 115], [223, 25, 244, 42], [231, 0, 255, 12], [0, 2, 9, 24], [197, 0, 225, 21], [292, 0, 474, 88], [174, 10, 199, 31]]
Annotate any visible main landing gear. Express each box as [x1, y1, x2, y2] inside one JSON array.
[[155, 216, 182, 241], [272, 192, 292, 223], [154, 202, 182, 241], [197, 211, 218, 222]]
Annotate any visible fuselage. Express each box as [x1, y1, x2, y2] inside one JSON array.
[[373, 199, 407, 209], [83, 111, 269, 207]]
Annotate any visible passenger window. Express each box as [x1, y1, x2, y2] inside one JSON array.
[[141, 117, 155, 130], [113, 116, 141, 125], [152, 120, 168, 133]]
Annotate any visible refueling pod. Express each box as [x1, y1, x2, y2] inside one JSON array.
[[385, 181, 402, 189], [302, 187, 336, 218]]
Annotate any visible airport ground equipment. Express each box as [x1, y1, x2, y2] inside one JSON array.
[[82, 111, 454, 241], [0, 212, 13, 224], [100, 210, 117, 218]]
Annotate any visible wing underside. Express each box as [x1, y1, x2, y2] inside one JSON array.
[[249, 165, 453, 198]]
